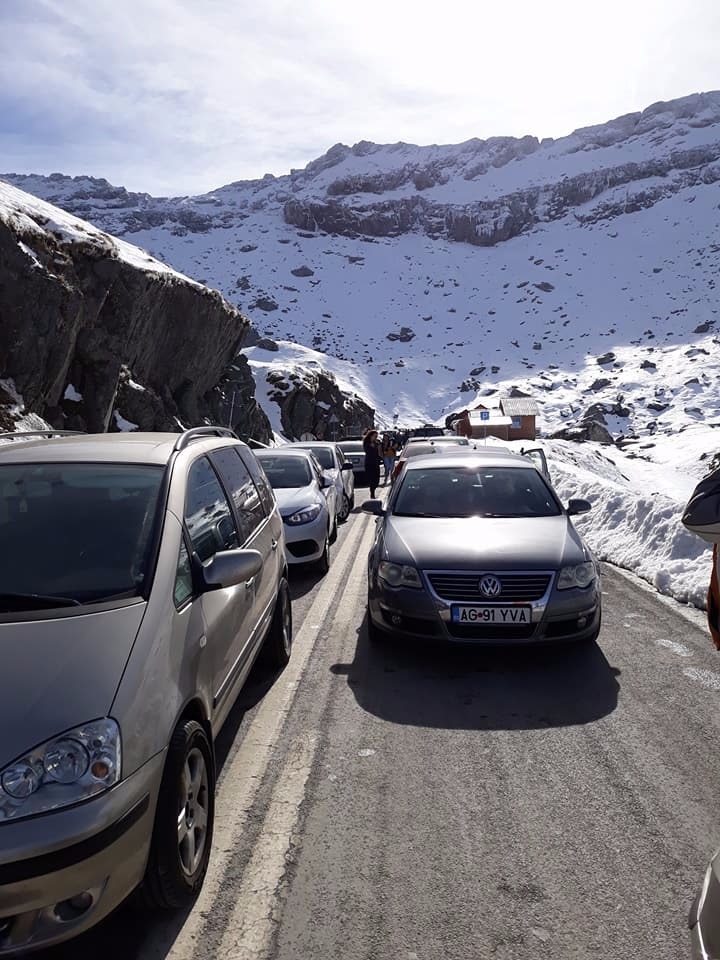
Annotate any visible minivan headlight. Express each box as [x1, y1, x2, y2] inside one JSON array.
[[0, 718, 121, 822], [378, 561, 422, 589], [286, 503, 322, 525], [557, 562, 595, 590]]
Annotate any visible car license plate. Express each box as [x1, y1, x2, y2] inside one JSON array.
[[451, 605, 531, 624]]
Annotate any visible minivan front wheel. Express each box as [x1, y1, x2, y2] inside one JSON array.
[[262, 578, 292, 668], [141, 720, 215, 909]]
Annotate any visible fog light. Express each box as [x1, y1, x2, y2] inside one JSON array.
[[54, 891, 94, 922], [0, 916, 14, 937], [577, 616, 588, 628], [391, 614, 402, 625]]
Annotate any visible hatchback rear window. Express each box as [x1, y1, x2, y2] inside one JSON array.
[[0, 463, 164, 609], [257, 456, 312, 488]]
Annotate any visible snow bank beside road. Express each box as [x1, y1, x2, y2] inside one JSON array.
[[516, 438, 713, 609]]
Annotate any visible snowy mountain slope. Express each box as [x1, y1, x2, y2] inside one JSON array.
[[4, 92, 720, 448]]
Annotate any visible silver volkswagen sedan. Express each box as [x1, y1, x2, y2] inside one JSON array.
[[363, 450, 601, 645]]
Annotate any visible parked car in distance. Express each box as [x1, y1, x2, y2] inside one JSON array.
[[337, 439, 366, 484], [289, 441, 355, 521], [392, 438, 474, 483], [0, 427, 292, 955], [255, 448, 337, 573], [364, 450, 600, 646], [410, 424, 446, 438]]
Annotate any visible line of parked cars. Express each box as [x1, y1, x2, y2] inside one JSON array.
[[0, 428, 361, 955]]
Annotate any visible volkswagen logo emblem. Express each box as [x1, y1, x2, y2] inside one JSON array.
[[479, 575, 502, 598]]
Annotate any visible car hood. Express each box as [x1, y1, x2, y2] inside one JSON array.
[[0, 602, 146, 769], [383, 515, 590, 570], [274, 484, 321, 516]]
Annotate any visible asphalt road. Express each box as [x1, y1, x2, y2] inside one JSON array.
[[42, 486, 720, 960]]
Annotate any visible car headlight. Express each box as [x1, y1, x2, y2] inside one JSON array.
[[286, 503, 322, 525], [378, 561, 422, 589], [557, 561, 595, 590], [0, 718, 121, 823]]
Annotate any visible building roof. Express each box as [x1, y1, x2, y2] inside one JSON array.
[[500, 397, 539, 417]]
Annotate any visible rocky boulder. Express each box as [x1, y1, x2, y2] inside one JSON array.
[[0, 181, 272, 442], [263, 365, 374, 440]]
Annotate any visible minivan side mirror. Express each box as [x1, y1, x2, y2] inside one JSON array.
[[201, 549, 263, 591], [362, 499, 385, 516], [566, 498, 592, 516]]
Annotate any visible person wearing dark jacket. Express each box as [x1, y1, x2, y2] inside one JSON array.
[[363, 429, 381, 498]]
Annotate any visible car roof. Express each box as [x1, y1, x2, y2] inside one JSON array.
[[291, 441, 338, 448], [255, 447, 317, 458], [0, 432, 182, 466], [405, 451, 538, 471]]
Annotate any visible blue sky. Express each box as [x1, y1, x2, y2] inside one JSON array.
[[1, 0, 718, 195]]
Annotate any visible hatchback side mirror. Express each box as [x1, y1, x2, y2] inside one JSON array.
[[362, 499, 385, 516], [320, 475, 333, 488], [567, 498, 592, 516], [341, 463, 354, 471], [200, 549, 263, 591]]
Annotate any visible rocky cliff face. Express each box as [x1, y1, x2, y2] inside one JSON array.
[[0, 181, 272, 441]]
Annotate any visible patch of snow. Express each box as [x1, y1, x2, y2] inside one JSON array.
[[63, 384, 82, 402], [113, 410, 139, 432]]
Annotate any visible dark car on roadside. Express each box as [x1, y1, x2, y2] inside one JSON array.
[[363, 450, 600, 646]]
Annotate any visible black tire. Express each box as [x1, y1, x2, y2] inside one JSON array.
[[338, 493, 351, 523], [261, 578, 293, 668], [329, 517, 338, 544], [316, 536, 330, 575], [140, 720, 215, 910], [350, 492, 355, 509]]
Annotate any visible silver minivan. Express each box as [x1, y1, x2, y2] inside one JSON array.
[[0, 428, 292, 954]]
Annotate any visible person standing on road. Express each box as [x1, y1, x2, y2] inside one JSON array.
[[363, 429, 381, 499], [382, 434, 397, 484]]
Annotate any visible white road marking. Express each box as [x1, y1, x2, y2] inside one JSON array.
[[162, 514, 375, 960], [216, 733, 316, 960], [654, 637, 692, 658], [683, 667, 720, 691], [215, 516, 376, 959]]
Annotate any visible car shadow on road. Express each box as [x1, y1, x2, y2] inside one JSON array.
[[331, 613, 620, 730]]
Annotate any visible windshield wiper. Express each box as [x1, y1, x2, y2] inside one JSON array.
[[0, 592, 82, 612]]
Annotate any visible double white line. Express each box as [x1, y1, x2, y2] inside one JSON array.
[[161, 511, 376, 960]]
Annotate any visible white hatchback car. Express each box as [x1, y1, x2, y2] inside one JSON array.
[[289, 442, 355, 522], [255, 449, 338, 573]]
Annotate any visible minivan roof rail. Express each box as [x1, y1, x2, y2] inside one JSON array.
[[0, 430, 87, 442], [173, 426, 238, 452]]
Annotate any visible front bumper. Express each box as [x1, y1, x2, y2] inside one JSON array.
[[282, 513, 328, 565], [0, 751, 164, 955], [367, 568, 601, 645]]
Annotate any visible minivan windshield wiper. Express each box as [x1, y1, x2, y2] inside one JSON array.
[[0, 592, 82, 612]]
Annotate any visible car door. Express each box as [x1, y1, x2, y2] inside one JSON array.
[[335, 446, 354, 500], [209, 446, 279, 653], [184, 455, 254, 722], [521, 447, 551, 481], [311, 455, 336, 527]]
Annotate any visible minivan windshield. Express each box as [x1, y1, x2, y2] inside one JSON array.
[[393, 466, 561, 519], [257, 455, 313, 488], [0, 463, 164, 610]]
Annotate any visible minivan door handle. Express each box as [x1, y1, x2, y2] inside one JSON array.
[[245, 577, 255, 589], [271, 539, 278, 551]]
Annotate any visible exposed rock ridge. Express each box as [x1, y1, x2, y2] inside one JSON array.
[[0, 183, 272, 441]]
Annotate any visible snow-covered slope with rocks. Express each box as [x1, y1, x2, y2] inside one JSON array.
[[5, 91, 720, 445]]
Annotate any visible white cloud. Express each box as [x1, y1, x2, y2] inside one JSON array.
[[1, 0, 719, 194]]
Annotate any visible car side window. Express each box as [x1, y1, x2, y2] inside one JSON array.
[[210, 447, 266, 544], [242, 450, 276, 515], [185, 457, 239, 562], [174, 540, 193, 608]]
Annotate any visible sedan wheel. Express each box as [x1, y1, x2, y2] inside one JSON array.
[[316, 536, 330, 575], [338, 493, 351, 522]]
